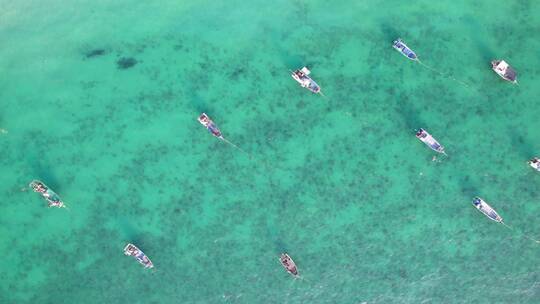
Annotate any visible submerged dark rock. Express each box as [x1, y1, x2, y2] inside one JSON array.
[[85, 49, 106, 58], [116, 57, 137, 69]]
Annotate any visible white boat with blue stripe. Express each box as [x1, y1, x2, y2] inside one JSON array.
[[393, 38, 418, 61], [472, 197, 503, 223], [415, 128, 446, 155]]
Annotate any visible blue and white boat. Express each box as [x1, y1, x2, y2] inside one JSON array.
[[415, 128, 446, 155], [124, 243, 154, 269], [393, 38, 418, 60], [472, 197, 503, 223]]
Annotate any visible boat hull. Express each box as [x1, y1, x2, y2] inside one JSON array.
[[393, 38, 417, 60], [29, 180, 65, 208], [124, 243, 154, 269], [416, 129, 445, 154], [291, 68, 321, 94], [491, 60, 517, 83], [472, 197, 503, 223], [280, 253, 299, 277], [198, 113, 223, 139]]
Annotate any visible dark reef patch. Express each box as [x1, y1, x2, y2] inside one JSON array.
[[116, 57, 138, 70], [507, 128, 535, 159], [85, 49, 106, 59]]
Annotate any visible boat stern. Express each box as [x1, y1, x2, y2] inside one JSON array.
[[392, 38, 402, 49], [308, 81, 321, 93], [198, 113, 210, 126], [124, 243, 136, 255], [472, 197, 482, 208], [529, 158, 540, 171], [415, 128, 425, 138]]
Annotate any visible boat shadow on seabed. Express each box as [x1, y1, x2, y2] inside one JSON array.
[[395, 98, 426, 131], [507, 131, 536, 160]]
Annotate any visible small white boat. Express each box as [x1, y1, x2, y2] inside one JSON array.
[[415, 128, 446, 155], [491, 60, 517, 83], [291, 67, 321, 94], [29, 180, 65, 208], [528, 157, 540, 171], [124, 243, 154, 269], [393, 38, 418, 61], [279, 253, 299, 277], [198, 113, 223, 139], [472, 197, 503, 223]]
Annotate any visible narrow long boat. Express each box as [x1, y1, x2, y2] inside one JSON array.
[[29, 180, 65, 208], [393, 38, 418, 61], [472, 197, 503, 223], [124, 243, 154, 269], [279, 253, 299, 277], [198, 113, 223, 139], [415, 128, 446, 155], [291, 67, 321, 94]]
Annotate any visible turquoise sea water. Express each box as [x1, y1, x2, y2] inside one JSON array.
[[1, 0, 540, 303]]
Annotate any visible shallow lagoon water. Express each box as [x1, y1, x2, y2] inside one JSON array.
[[1, 0, 540, 303]]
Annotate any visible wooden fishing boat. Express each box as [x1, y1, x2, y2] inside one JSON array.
[[393, 38, 418, 60], [528, 157, 540, 171], [291, 67, 321, 94], [29, 180, 65, 208], [415, 128, 446, 155], [279, 253, 299, 277], [124, 243, 154, 269], [472, 197, 503, 223], [491, 60, 517, 84], [198, 113, 223, 139]]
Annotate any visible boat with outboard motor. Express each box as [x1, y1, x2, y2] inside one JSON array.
[[472, 197, 503, 223], [393, 38, 418, 61], [528, 157, 540, 171], [279, 253, 299, 277], [198, 113, 223, 139], [291, 67, 321, 94], [29, 180, 65, 208], [124, 243, 154, 269], [415, 128, 446, 155], [491, 60, 517, 83]]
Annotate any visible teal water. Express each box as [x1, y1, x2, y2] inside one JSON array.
[[1, 0, 540, 303]]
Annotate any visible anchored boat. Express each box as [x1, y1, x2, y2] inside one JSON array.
[[29, 180, 65, 208], [279, 253, 299, 277], [198, 113, 223, 139], [415, 128, 446, 155], [528, 157, 540, 171], [472, 197, 503, 223], [291, 67, 321, 94], [124, 243, 154, 269], [393, 38, 418, 60], [491, 60, 517, 83]]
